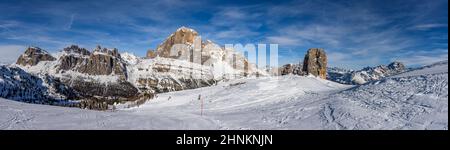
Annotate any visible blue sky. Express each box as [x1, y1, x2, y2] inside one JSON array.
[[0, 0, 448, 69]]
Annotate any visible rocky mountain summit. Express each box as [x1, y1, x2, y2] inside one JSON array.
[[279, 63, 302, 75], [8, 45, 144, 109], [16, 47, 56, 66], [150, 27, 257, 77], [58, 45, 128, 79], [155, 26, 199, 59]]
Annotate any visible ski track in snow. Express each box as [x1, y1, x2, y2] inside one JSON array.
[[0, 62, 448, 130]]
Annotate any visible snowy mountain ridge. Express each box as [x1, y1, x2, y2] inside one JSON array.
[[327, 61, 407, 85]]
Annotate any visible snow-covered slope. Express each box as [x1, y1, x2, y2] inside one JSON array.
[[325, 61, 448, 129], [329, 75, 447, 129], [0, 65, 78, 105], [121, 52, 140, 65]]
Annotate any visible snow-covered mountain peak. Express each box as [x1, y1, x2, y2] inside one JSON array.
[[121, 52, 140, 65], [62, 45, 91, 56], [176, 26, 198, 33], [387, 61, 406, 71]]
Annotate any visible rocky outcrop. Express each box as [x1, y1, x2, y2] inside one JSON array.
[[56, 45, 137, 100], [387, 61, 406, 72], [280, 63, 303, 75], [16, 47, 56, 66], [57, 45, 128, 79], [9, 45, 144, 110], [64, 45, 91, 55], [302, 48, 327, 79], [146, 49, 157, 59], [78, 46, 127, 78], [156, 26, 199, 59], [65, 77, 139, 99], [58, 45, 90, 71]]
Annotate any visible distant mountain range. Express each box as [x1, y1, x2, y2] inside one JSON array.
[[327, 61, 407, 85]]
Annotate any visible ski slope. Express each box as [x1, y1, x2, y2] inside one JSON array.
[[0, 61, 447, 130]]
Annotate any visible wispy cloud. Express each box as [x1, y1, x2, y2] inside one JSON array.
[[410, 23, 448, 30], [266, 36, 302, 46], [64, 14, 76, 30], [397, 54, 448, 66], [260, 0, 447, 69]]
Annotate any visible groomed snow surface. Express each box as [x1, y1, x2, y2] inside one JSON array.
[[0, 61, 448, 130]]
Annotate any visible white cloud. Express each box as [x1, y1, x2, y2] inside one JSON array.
[[266, 36, 302, 46], [411, 23, 448, 30], [397, 53, 448, 66], [0, 45, 25, 65], [64, 14, 76, 30], [327, 52, 349, 62]]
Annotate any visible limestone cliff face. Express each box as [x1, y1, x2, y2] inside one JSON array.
[[156, 26, 199, 59], [58, 45, 90, 71], [146, 49, 157, 59], [16, 47, 56, 66], [78, 46, 127, 78], [57, 45, 128, 79], [149, 26, 261, 77], [302, 48, 327, 79], [53, 45, 141, 105]]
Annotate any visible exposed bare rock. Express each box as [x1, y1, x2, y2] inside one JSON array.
[[201, 40, 223, 65], [78, 46, 127, 78], [156, 26, 199, 59], [65, 77, 139, 99], [57, 45, 128, 79], [153, 27, 262, 78], [146, 49, 157, 59], [58, 45, 90, 71], [63, 45, 91, 55], [16, 47, 56, 66], [302, 48, 327, 79], [387, 61, 406, 72], [280, 63, 303, 75]]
